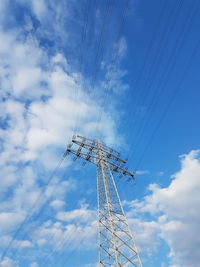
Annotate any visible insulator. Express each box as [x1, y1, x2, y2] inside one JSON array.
[[82, 161, 87, 166], [73, 156, 78, 161], [63, 151, 69, 157]]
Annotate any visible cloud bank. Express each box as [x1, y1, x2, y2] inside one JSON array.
[[0, 1, 125, 264], [126, 150, 200, 266]]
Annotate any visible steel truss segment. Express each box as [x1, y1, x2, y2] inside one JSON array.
[[99, 220, 138, 255], [96, 140, 142, 267]]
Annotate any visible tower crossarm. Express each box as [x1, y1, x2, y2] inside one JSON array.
[[67, 147, 134, 177]]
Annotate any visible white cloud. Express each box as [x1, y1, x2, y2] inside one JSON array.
[[29, 204, 97, 264], [127, 150, 200, 266], [0, 236, 32, 253], [33, 217, 97, 252], [0, 1, 129, 264], [31, 0, 46, 21], [0, 25, 119, 164], [0, 21, 120, 264], [50, 200, 65, 210], [0, 257, 17, 267], [13, 67, 42, 95], [128, 218, 159, 256], [0, 212, 24, 232], [136, 170, 150, 175], [0, 165, 18, 190], [57, 206, 96, 224]]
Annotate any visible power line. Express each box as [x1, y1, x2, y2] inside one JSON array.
[[8, 1, 97, 261], [129, 0, 199, 165], [94, 0, 130, 137], [135, 16, 200, 169], [73, 0, 114, 135], [43, 3, 145, 264], [1, 151, 68, 261], [41, 192, 97, 267], [120, 0, 168, 142], [35, 168, 96, 264], [126, 0, 184, 154], [72, 0, 96, 134]]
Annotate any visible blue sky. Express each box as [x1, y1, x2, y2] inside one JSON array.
[[0, 0, 200, 266]]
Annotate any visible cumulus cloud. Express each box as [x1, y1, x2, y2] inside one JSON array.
[[0, 26, 119, 164], [0, 17, 121, 267], [0, 0, 129, 264], [126, 150, 200, 266], [128, 218, 159, 256], [33, 215, 97, 252], [56, 205, 96, 224], [29, 204, 97, 265]]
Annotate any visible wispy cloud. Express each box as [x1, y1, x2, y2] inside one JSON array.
[[136, 170, 150, 175]]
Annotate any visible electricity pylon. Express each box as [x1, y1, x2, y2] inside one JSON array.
[[66, 135, 142, 266]]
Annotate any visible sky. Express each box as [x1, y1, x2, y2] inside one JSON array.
[[0, 0, 200, 266]]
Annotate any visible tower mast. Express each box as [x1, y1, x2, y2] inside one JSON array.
[[67, 135, 142, 266]]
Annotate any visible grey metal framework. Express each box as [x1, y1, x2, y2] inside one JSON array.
[[66, 135, 142, 266]]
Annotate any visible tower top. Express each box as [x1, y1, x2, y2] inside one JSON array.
[[66, 135, 135, 179]]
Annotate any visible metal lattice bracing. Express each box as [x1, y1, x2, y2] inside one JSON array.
[[66, 135, 142, 266]]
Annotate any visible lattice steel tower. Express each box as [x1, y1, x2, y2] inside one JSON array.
[[66, 135, 142, 266]]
